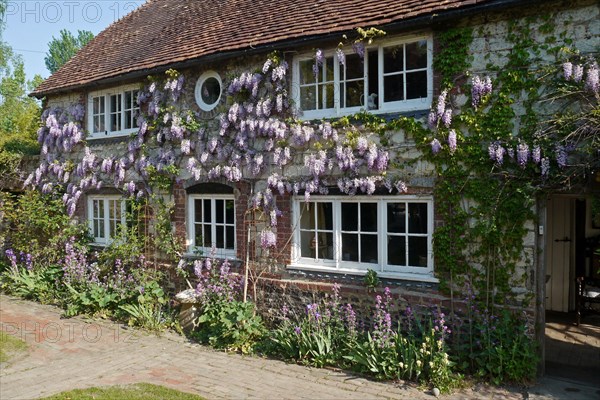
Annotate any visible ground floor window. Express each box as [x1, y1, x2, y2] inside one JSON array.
[[87, 195, 126, 245], [187, 194, 236, 257], [292, 196, 434, 279]]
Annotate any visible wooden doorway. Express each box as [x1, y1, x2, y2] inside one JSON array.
[[545, 196, 576, 312]]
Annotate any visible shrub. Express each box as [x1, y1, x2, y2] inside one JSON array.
[[188, 256, 265, 354], [451, 304, 538, 385], [268, 284, 357, 367]]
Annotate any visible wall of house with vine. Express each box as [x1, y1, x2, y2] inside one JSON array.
[[28, 0, 599, 317]]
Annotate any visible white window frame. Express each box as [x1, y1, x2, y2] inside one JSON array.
[[290, 196, 436, 282], [195, 71, 223, 112], [87, 84, 140, 139], [292, 35, 433, 120], [187, 194, 236, 258], [87, 195, 126, 246]]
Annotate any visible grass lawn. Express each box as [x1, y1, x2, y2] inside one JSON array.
[[40, 383, 204, 399], [0, 331, 27, 363]]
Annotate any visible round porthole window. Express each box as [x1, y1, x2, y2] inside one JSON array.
[[195, 71, 222, 112]]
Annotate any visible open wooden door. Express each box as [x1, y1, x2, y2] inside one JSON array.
[[546, 197, 575, 312]]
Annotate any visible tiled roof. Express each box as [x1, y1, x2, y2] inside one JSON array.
[[33, 0, 501, 97]]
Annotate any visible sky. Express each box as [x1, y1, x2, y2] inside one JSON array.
[[3, 0, 145, 81]]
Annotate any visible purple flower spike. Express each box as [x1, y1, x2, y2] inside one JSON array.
[[431, 138, 442, 154]]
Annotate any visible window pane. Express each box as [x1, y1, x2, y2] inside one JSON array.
[[318, 202, 333, 230], [94, 115, 104, 133], [388, 236, 406, 265], [195, 224, 203, 246], [93, 97, 100, 114], [318, 83, 334, 109], [94, 220, 100, 238], [408, 236, 428, 267], [98, 220, 105, 239], [384, 75, 404, 102], [361, 234, 378, 263], [216, 200, 224, 223], [203, 224, 212, 247], [93, 200, 101, 218], [408, 203, 428, 233], [406, 40, 428, 70], [360, 203, 377, 232], [341, 203, 358, 231], [301, 231, 315, 258], [387, 203, 406, 233], [225, 200, 234, 223], [226, 226, 235, 249], [216, 225, 224, 249], [344, 80, 364, 108], [300, 86, 316, 111], [300, 203, 313, 229], [324, 57, 334, 81], [201, 77, 221, 106], [203, 199, 211, 222], [299, 60, 315, 84], [367, 50, 379, 110], [406, 71, 428, 99], [345, 54, 363, 80], [194, 200, 203, 223], [341, 233, 358, 261], [384, 45, 404, 73], [125, 91, 133, 109], [318, 232, 334, 260]]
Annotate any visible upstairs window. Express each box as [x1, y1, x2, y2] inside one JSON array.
[[293, 36, 432, 119], [88, 85, 140, 139]]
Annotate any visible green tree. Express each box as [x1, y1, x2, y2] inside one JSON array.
[[0, 0, 42, 183], [44, 29, 94, 74]]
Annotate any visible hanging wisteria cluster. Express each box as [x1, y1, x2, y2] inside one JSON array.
[[562, 60, 599, 94], [425, 63, 600, 180], [26, 57, 405, 249]]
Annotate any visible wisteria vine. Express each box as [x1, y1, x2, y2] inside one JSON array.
[[27, 56, 406, 249]]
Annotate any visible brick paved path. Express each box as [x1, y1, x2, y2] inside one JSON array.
[[0, 295, 596, 400]]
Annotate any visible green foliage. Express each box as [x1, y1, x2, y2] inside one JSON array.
[[433, 28, 473, 89], [0, 190, 89, 266], [0, 40, 41, 181], [345, 321, 459, 393], [194, 300, 265, 354], [44, 29, 94, 74], [452, 308, 538, 385], [363, 268, 380, 291]]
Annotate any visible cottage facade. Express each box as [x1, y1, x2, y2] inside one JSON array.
[[31, 0, 600, 369]]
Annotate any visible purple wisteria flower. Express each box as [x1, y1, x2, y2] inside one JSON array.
[[336, 48, 346, 66], [585, 63, 599, 94], [441, 109, 452, 128], [532, 145, 541, 164], [516, 142, 529, 167], [573, 64, 584, 82], [488, 142, 506, 165], [555, 145, 567, 168], [472, 75, 493, 108], [448, 129, 457, 154], [352, 42, 365, 59], [313, 49, 324, 78], [260, 229, 277, 248], [563, 62, 573, 80], [541, 157, 550, 178], [436, 90, 447, 118], [431, 138, 442, 154]]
